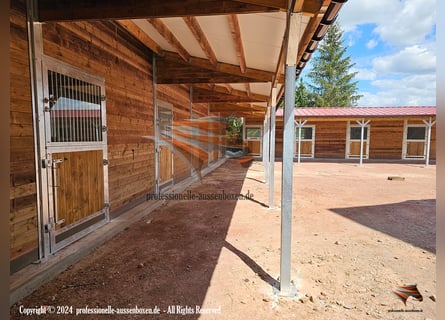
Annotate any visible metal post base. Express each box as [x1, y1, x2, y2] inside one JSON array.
[[273, 281, 301, 298]]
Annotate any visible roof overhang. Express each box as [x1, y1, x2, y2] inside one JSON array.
[[35, 0, 348, 120]]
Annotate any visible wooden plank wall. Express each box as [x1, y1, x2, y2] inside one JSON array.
[[368, 120, 404, 159], [10, 1, 39, 263], [42, 20, 155, 211], [274, 117, 436, 160], [312, 121, 347, 158]]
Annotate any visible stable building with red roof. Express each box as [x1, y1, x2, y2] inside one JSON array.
[[244, 106, 436, 162]]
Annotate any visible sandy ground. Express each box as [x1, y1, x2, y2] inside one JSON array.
[[10, 159, 436, 319]]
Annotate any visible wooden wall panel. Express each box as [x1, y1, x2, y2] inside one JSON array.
[[42, 21, 155, 211], [10, 2, 39, 262], [313, 121, 347, 158], [368, 120, 404, 159], [274, 117, 436, 160]]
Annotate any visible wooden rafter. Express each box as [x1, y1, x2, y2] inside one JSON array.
[[294, 0, 325, 15], [116, 20, 164, 56], [183, 16, 218, 66], [147, 18, 190, 61], [245, 83, 251, 97], [209, 102, 266, 112], [192, 85, 267, 103], [231, 0, 288, 10], [194, 84, 268, 102], [156, 52, 277, 84], [37, 0, 280, 22], [227, 14, 247, 73]]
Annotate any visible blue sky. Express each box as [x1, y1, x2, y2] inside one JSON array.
[[300, 0, 436, 106]]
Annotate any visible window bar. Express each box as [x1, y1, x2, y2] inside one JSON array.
[[49, 71, 55, 142], [81, 78, 86, 142], [68, 74, 73, 142], [97, 85, 102, 141], [59, 72, 65, 142], [86, 80, 91, 142], [73, 76, 78, 142]]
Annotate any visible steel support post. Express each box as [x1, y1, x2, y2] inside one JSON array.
[[280, 64, 296, 295], [268, 88, 277, 208], [423, 117, 436, 167]]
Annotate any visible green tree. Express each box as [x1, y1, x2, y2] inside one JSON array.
[[306, 22, 362, 107], [295, 78, 313, 107], [225, 116, 243, 146]]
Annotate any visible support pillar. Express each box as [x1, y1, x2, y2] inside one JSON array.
[[295, 119, 307, 165], [355, 118, 370, 167], [423, 117, 436, 167], [268, 88, 277, 208]]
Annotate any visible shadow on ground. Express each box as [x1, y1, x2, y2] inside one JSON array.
[[10, 160, 254, 320], [330, 199, 436, 253]]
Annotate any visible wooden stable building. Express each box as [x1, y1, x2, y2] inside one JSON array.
[[10, 0, 349, 301], [244, 106, 436, 162]]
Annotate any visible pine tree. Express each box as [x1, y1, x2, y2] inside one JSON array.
[[306, 22, 362, 107], [295, 78, 313, 107]]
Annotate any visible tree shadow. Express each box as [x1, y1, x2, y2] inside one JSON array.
[[330, 199, 436, 253]]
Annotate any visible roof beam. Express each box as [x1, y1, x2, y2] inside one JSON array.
[[231, 0, 288, 10], [183, 16, 218, 67], [156, 51, 277, 83], [227, 14, 247, 73], [147, 18, 190, 62], [116, 20, 164, 56], [294, 0, 324, 15], [209, 102, 266, 112], [37, 0, 280, 22], [195, 84, 268, 101], [192, 85, 268, 103]]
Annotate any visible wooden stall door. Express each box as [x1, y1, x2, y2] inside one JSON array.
[[159, 145, 173, 184], [296, 141, 313, 157], [406, 141, 425, 157], [157, 105, 173, 186], [51, 150, 104, 230], [349, 141, 368, 157], [247, 141, 261, 155]]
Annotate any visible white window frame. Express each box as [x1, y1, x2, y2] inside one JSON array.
[[402, 121, 427, 159], [295, 125, 315, 158], [244, 125, 262, 156], [346, 121, 370, 159]]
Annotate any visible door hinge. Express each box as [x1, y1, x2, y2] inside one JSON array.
[[103, 159, 109, 166], [102, 125, 108, 132], [104, 202, 110, 209], [101, 95, 106, 101]]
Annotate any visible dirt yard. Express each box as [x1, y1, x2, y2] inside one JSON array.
[[10, 159, 436, 319]]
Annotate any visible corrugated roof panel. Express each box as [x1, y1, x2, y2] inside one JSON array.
[[275, 107, 436, 117]]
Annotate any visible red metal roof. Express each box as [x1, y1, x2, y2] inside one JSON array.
[[275, 106, 436, 117]]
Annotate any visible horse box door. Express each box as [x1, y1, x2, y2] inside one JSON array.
[[42, 56, 109, 253]]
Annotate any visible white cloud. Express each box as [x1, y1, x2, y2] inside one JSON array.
[[366, 39, 378, 49], [358, 74, 436, 106], [373, 44, 436, 74], [336, 0, 436, 106], [352, 68, 376, 81], [338, 0, 436, 46]]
